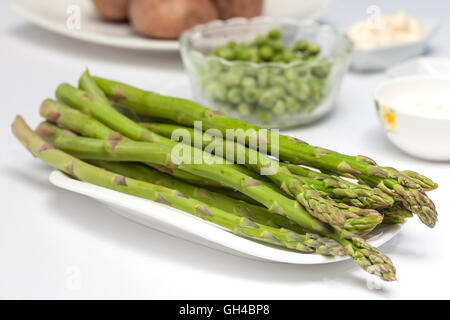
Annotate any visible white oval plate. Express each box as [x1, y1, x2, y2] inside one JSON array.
[[11, 0, 178, 51], [11, 0, 333, 52], [49, 170, 401, 264]]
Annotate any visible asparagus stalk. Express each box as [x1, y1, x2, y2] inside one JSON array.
[[282, 163, 395, 209], [38, 115, 380, 236], [93, 76, 437, 228], [141, 123, 350, 227], [140, 122, 386, 232], [339, 237, 396, 281], [381, 205, 414, 220], [91, 160, 346, 253], [56, 73, 350, 228], [93, 162, 346, 256], [39, 125, 390, 245], [31, 119, 398, 280], [141, 122, 394, 213], [40, 98, 223, 188], [13, 116, 340, 255], [36, 121, 332, 234]]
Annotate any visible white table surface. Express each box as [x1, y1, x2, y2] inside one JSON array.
[[1, 0, 449, 299]]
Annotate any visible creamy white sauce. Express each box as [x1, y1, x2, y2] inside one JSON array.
[[393, 98, 450, 118], [348, 11, 423, 49]]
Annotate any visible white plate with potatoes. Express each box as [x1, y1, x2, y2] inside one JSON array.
[[11, 0, 333, 51]]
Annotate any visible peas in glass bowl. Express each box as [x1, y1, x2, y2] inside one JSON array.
[[180, 17, 353, 128]]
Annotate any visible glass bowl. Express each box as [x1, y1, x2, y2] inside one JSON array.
[[180, 17, 352, 128]]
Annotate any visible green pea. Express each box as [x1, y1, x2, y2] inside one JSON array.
[[273, 100, 286, 116], [294, 39, 309, 52], [269, 75, 286, 88], [307, 43, 321, 56], [254, 34, 268, 47], [270, 40, 285, 53], [243, 87, 259, 103], [259, 90, 278, 109], [272, 54, 284, 62], [270, 86, 286, 98], [223, 70, 243, 86], [204, 81, 228, 101], [237, 103, 252, 117], [282, 49, 296, 63], [297, 81, 311, 101], [240, 41, 252, 48], [211, 46, 223, 57], [312, 59, 332, 78], [235, 49, 251, 61], [249, 47, 261, 63], [228, 87, 243, 104], [284, 68, 298, 80], [268, 28, 282, 40], [227, 41, 237, 49], [241, 76, 257, 87], [309, 79, 325, 101], [257, 69, 270, 88], [285, 96, 299, 113], [259, 46, 274, 61], [218, 47, 235, 60]]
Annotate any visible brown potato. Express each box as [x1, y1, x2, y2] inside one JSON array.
[[212, 0, 263, 19], [92, 0, 130, 21], [129, 0, 218, 39]]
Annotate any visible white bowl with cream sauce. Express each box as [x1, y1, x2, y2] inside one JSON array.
[[374, 76, 450, 160]]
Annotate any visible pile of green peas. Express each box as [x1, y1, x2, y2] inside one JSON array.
[[195, 28, 333, 125], [210, 28, 321, 63]]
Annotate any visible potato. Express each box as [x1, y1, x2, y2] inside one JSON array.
[[129, 0, 218, 39], [91, 0, 130, 21], [212, 0, 263, 19]]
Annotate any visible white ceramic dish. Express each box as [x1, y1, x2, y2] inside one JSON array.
[[350, 18, 439, 72], [49, 170, 401, 264], [11, 0, 178, 51], [374, 76, 450, 160], [11, 0, 333, 52], [386, 57, 450, 78]]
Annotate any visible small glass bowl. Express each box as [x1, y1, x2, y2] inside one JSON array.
[[180, 17, 353, 128]]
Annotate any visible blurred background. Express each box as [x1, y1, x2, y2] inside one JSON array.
[[1, 0, 449, 299]]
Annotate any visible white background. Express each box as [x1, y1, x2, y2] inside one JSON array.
[[1, 0, 449, 299]]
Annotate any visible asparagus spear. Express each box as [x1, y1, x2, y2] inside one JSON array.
[[55, 71, 396, 279], [381, 205, 414, 221], [90, 160, 338, 244], [92, 76, 437, 228], [140, 122, 387, 232], [40, 98, 223, 188], [36, 121, 332, 234], [92, 162, 346, 256], [141, 122, 394, 212], [39, 123, 392, 246], [32, 120, 398, 280], [37, 102, 387, 233], [140, 123, 350, 227], [56, 73, 351, 228], [13, 116, 340, 255], [282, 163, 395, 209]]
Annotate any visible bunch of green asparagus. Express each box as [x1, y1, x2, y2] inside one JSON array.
[[12, 69, 439, 282]]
